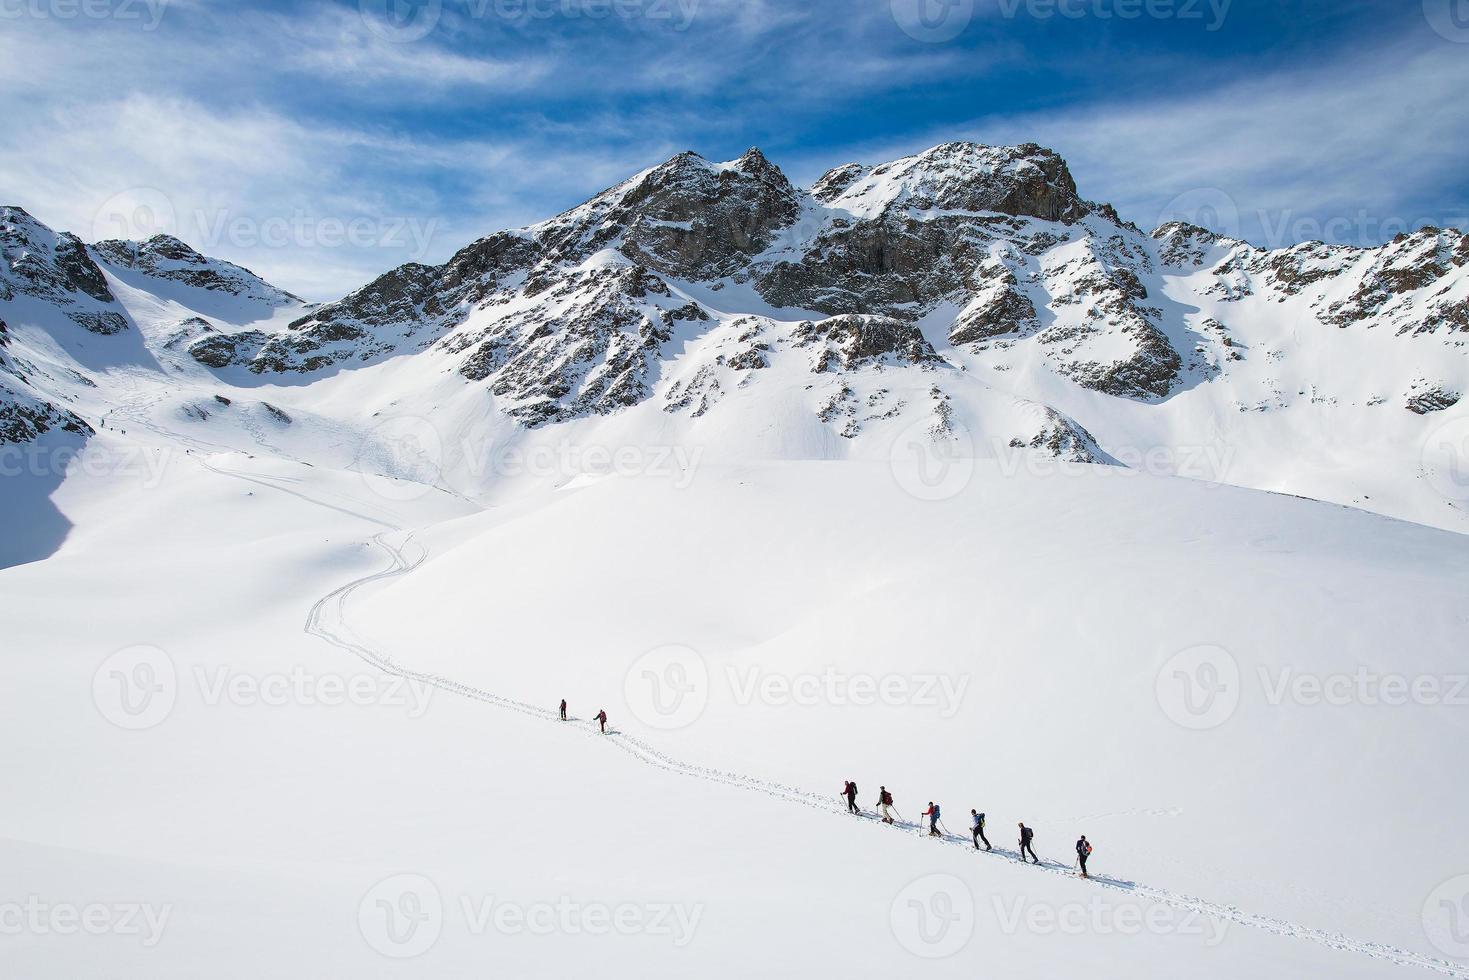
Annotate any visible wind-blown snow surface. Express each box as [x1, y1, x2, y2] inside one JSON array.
[[3, 430, 1469, 977]]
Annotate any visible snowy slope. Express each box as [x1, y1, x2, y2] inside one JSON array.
[[2, 142, 1468, 978], [4, 434, 1468, 978]]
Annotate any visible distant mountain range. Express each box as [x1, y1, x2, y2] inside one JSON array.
[[2, 141, 1465, 529]]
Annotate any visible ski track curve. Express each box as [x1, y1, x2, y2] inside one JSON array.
[[302, 531, 1469, 979], [96, 388, 1469, 979]]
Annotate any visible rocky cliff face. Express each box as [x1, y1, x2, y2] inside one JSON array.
[[5, 141, 1466, 474], [0, 311, 92, 445], [1, 207, 129, 335], [90, 235, 301, 306], [170, 141, 1467, 439]]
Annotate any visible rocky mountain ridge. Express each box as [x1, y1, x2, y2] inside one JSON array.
[[167, 141, 1464, 428], [0, 143, 1464, 531]]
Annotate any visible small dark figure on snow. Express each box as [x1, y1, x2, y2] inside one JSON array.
[[559, 699, 568, 721], [877, 787, 895, 824], [971, 809, 991, 851], [1019, 822, 1039, 864], [842, 780, 860, 814], [1076, 835, 1092, 877], [923, 802, 942, 837], [594, 709, 607, 734]]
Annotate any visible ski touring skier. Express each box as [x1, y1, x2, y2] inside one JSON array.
[[971, 809, 991, 851], [1018, 822, 1039, 864], [1076, 835, 1092, 878], [923, 802, 942, 837], [877, 786, 895, 824], [559, 698, 568, 721], [594, 709, 608, 734], [842, 780, 860, 815]]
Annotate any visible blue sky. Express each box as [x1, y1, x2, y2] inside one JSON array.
[[2, 0, 1465, 299]]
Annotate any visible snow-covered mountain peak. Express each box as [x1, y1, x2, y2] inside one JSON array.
[[2, 145, 1466, 531], [90, 234, 302, 306], [820, 140, 1089, 223], [1, 205, 129, 335]]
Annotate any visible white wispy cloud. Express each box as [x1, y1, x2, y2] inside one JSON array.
[[785, 36, 1469, 244]]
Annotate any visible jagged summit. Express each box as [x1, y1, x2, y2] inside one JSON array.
[[91, 234, 302, 305], [1, 205, 125, 333], [817, 141, 1089, 224], [2, 146, 1465, 535], [166, 142, 1468, 423]]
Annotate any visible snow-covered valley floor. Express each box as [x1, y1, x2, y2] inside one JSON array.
[[4, 392, 1469, 979]]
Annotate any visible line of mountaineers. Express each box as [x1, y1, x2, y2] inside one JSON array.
[[557, 699, 1093, 877], [846, 780, 1093, 877]]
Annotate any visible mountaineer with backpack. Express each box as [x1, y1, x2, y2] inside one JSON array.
[[922, 802, 942, 837], [970, 809, 991, 851], [842, 780, 860, 814], [1018, 822, 1039, 864], [876, 787, 895, 824], [1076, 835, 1093, 877], [559, 698, 568, 721], [594, 709, 608, 734]]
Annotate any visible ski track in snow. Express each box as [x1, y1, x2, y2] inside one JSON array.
[[299, 529, 1468, 978], [99, 387, 1469, 977]]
